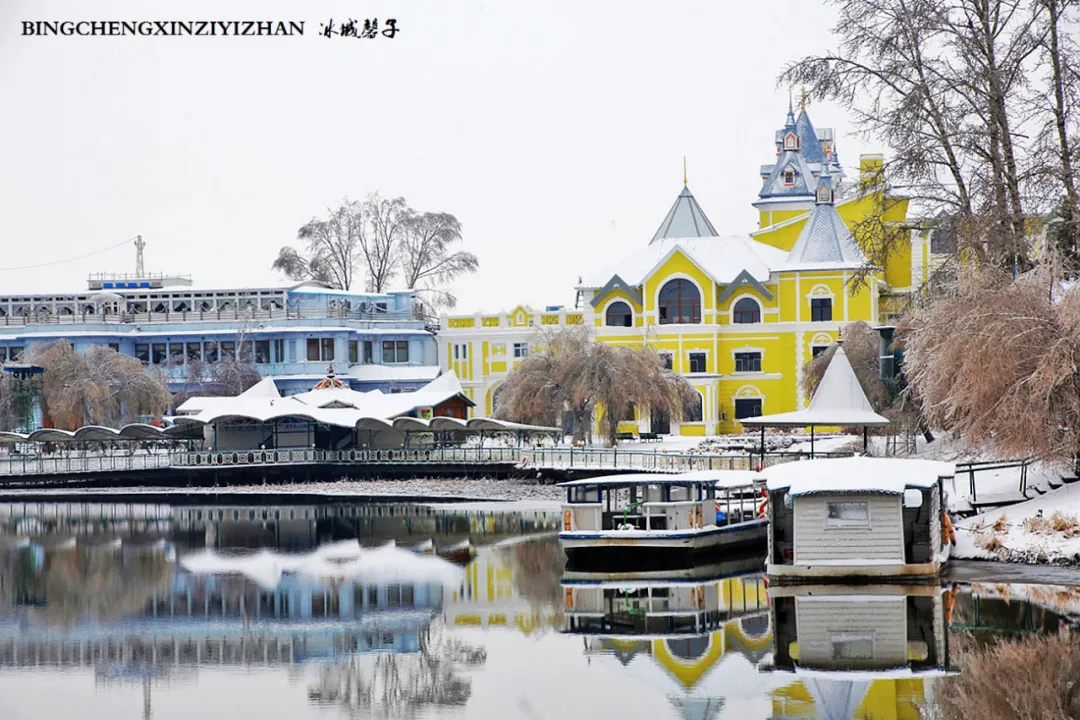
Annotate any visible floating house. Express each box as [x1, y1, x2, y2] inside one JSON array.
[[765, 585, 954, 719], [764, 457, 955, 583]]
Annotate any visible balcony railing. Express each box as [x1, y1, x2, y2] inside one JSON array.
[[0, 306, 424, 327]]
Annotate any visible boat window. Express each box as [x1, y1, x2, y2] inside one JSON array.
[[669, 485, 692, 502], [826, 501, 869, 528], [706, 485, 716, 500], [831, 633, 874, 660], [570, 486, 600, 503], [783, 493, 793, 509], [903, 489, 923, 508]]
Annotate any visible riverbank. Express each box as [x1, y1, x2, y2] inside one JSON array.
[[953, 482, 1080, 566]]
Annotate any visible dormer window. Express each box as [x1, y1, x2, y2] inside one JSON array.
[[784, 132, 799, 150], [817, 182, 833, 204], [783, 169, 796, 186]]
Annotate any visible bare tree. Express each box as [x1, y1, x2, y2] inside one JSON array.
[[25, 342, 170, 430], [399, 212, 479, 310], [274, 200, 363, 290], [359, 193, 408, 293], [495, 326, 697, 445]]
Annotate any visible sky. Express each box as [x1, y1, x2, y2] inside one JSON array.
[[0, 0, 876, 314]]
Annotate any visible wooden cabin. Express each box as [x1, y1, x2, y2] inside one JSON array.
[[765, 458, 955, 584]]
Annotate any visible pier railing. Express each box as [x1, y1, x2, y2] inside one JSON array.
[[0, 447, 854, 478]]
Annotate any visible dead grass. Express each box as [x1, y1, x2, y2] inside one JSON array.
[[1022, 511, 1080, 539], [992, 514, 1010, 533], [975, 532, 1008, 554], [932, 634, 1080, 720]]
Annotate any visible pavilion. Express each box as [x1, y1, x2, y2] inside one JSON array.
[[740, 346, 888, 462]]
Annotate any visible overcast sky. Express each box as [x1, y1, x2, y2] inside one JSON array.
[[0, 0, 874, 313]]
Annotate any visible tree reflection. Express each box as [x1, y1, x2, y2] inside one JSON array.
[[306, 622, 486, 717], [503, 536, 566, 620]]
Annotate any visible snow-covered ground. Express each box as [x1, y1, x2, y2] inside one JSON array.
[[953, 483, 1080, 564]]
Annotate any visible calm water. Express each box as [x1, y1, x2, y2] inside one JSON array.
[[0, 500, 1078, 720]]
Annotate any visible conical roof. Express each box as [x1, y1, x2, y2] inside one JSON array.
[[784, 200, 867, 268], [795, 110, 827, 164], [740, 347, 889, 427], [650, 186, 719, 244], [804, 678, 872, 720]]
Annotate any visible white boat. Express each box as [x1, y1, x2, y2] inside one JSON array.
[[557, 471, 768, 563]]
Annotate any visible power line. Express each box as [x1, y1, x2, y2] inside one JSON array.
[[0, 236, 137, 272]]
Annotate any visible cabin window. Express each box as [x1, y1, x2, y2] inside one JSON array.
[[605, 301, 633, 327], [734, 352, 762, 373], [903, 489, 924, 508], [733, 298, 761, 324], [688, 352, 707, 373], [831, 634, 873, 660], [811, 298, 833, 322], [826, 501, 870, 528], [569, 486, 600, 503], [782, 493, 793, 509], [658, 279, 701, 324]]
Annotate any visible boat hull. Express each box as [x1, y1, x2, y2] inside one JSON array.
[[559, 520, 767, 566], [766, 560, 945, 585]]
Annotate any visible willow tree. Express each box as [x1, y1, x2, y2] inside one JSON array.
[[26, 341, 170, 429], [494, 326, 697, 445]]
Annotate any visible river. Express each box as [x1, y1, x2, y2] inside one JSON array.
[[0, 498, 1078, 719]]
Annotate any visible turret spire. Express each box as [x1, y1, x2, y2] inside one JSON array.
[[683, 156, 687, 186]]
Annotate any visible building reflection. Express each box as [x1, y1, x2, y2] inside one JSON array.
[[560, 560, 778, 719], [764, 585, 954, 720]]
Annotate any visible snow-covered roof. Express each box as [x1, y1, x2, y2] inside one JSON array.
[[741, 347, 889, 428], [580, 236, 789, 290], [764, 457, 956, 495], [781, 193, 868, 270], [0, 423, 190, 443], [649, 186, 720, 244], [240, 377, 282, 399], [346, 364, 441, 382], [558, 470, 761, 488]]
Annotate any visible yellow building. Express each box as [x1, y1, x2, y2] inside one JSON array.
[[440, 103, 945, 437]]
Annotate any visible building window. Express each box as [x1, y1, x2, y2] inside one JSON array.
[[254, 340, 270, 364], [660, 352, 673, 371], [186, 342, 202, 362], [383, 340, 409, 364], [734, 352, 762, 373], [688, 352, 707, 373], [453, 345, 459, 360], [273, 339, 285, 363], [321, 338, 334, 362], [349, 340, 359, 365], [811, 298, 833, 322], [363, 341, 373, 364], [168, 343, 184, 363], [734, 398, 762, 419], [221, 341, 236, 360], [204, 341, 219, 363], [658, 279, 701, 324], [827, 501, 870, 528], [513, 343, 529, 358], [811, 345, 828, 358], [135, 344, 149, 364], [732, 297, 761, 324], [108, 343, 120, 353], [605, 301, 633, 327], [684, 392, 704, 422], [151, 343, 167, 365], [783, 168, 795, 185], [238, 341, 254, 364], [784, 133, 798, 151], [461, 344, 467, 359]]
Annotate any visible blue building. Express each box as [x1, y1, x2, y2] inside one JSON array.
[[0, 250, 440, 399]]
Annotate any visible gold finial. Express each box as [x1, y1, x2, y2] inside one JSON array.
[[788, 87, 793, 111], [800, 87, 808, 112], [683, 156, 687, 186]]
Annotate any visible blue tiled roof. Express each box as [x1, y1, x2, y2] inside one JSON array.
[[759, 151, 817, 199], [795, 111, 827, 164], [649, 186, 720, 244]]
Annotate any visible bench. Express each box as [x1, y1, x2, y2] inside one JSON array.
[[615, 432, 637, 442], [639, 432, 661, 442]]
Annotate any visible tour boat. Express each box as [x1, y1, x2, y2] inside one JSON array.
[[557, 471, 769, 564]]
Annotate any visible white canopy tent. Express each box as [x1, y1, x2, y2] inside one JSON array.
[[740, 346, 888, 460]]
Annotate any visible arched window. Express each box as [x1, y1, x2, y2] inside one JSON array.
[[684, 391, 704, 423], [732, 297, 761, 324], [658, 279, 701, 324], [605, 301, 633, 327]]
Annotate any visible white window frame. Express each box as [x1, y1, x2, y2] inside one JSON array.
[[732, 350, 763, 374], [513, 342, 529, 358], [654, 273, 705, 326], [826, 500, 871, 529], [730, 294, 763, 326], [601, 298, 635, 328], [686, 350, 709, 374]]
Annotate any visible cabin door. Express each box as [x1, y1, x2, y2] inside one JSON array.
[[650, 410, 670, 435]]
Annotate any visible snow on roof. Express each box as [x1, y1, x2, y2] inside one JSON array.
[[346, 365, 441, 382], [240, 377, 281, 399], [558, 470, 760, 488], [781, 201, 868, 269], [741, 347, 889, 428], [580, 236, 789, 289], [764, 457, 956, 495]]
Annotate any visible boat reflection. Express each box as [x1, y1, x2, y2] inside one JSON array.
[[764, 584, 956, 719], [561, 558, 780, 718]]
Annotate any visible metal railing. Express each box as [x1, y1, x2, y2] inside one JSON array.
[[0, 306, 423, 328], [0, 446, 856, 478], [0, 453, 173, 476], [954, 459, 1031, 503]]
